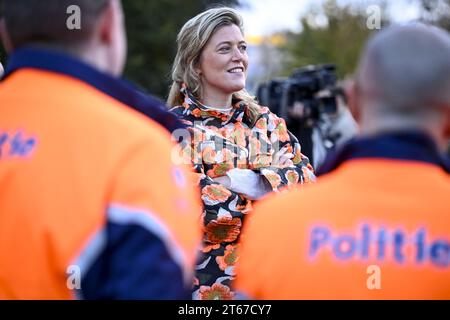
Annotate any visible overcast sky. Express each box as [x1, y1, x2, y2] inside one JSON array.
[[240, 0, 422, 37]]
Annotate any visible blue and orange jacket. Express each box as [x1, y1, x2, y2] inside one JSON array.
[[0, 48, 201, 299], [234, 131, 450, 299]]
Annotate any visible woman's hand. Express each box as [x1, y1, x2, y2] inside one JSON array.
[[211, 168, 272, 200], [272, 146, 294, 167], [211, 175, 232, 189]]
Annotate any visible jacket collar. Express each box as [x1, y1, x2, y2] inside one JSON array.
[[180, 84, 249, 125], [317, 130, 450, 176]]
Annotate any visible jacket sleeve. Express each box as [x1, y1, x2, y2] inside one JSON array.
[[252, 111, 316, 191], [74, 136, 201, 300], [179, 125, 253, 236]]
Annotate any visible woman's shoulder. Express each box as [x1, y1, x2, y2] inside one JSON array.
[[169, 105, 197, 127], [253, 105, 285, 125]]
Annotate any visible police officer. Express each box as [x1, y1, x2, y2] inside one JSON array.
[[234, 23, 450, 299], [0, 0, 200, 299]]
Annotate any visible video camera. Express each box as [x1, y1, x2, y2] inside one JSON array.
[[256, 64, 342, 167], [257, 64, 339, 126]]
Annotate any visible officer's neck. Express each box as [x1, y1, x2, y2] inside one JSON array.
[[28, 42, 117, 78]]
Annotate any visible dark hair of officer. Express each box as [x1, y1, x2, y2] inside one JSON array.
[[2, 0, 110, 49]]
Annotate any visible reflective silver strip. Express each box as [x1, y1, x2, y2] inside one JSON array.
[[107, 204, 191, 285], [71, 229, 107, 300], [69, 204, 192, 299]]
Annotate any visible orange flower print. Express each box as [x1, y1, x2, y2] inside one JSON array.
[[206, 162, 233, 178], [253, 154, 272, 168], [233, 121, 246, 131], [292, 147, 303, 164], [232, 127, 246, 147], [285, 170, 300, 185], [255, 118, 267, 130], [249, 136, 261, 152], [248, 136, 262, 164], [216, 245, 239, 275], [198, 283, 234, 300], [191, 108, 202, 118], [202, 243, 220, 253], [208, 110, 229, 122], [236, 153, 248, 169], [302, 166, 315, 184], [202, 184, 232, 205], [202, 146, 216, 164], [275, 121, 290, 142], [261, 169, 282, 189], [285, 144, 293, 154], [204, 217, 241, 243]]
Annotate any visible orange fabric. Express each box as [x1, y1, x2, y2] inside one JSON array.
[[0, 69, 201, 299], [235, 159, 450, 299]]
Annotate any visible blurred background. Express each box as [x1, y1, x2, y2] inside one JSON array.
[[1, 0, 449, 165], [0, 0, 448, 99]]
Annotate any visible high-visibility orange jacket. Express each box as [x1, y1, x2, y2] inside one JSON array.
[[0, 48, 201, 299], [235, 132, 450, 299]]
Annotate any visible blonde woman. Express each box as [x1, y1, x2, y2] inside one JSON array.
[[168, 7, 315, 300]]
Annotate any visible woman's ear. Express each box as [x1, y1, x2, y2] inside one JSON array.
[[194, 56, 203, 76]]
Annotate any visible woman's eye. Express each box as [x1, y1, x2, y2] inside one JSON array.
[[239, 45, 247, 52], [219, 47, 230, 52]]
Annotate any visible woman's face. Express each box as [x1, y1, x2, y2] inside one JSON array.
[[197, 24, 249, 99]]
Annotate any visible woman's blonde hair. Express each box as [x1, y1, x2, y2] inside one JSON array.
[[167, 6, 261, 123]]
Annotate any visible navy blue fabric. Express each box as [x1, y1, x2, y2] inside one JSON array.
[[317, 131, 450, 176], [79, 222, 189, 300], [3, 47, 184, 133]]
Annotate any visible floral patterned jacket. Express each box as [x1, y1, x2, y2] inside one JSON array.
[[171, 88, 315, 300]]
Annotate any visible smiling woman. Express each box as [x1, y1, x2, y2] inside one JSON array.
[[167, 6, 315, 300], [196, 24, 249, 108]]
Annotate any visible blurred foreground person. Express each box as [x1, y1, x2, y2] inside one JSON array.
[[235, 24, 450, 299], [0, 0, 200, 299]]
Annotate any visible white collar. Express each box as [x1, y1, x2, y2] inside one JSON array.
[[203, 105, 233, 113]]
